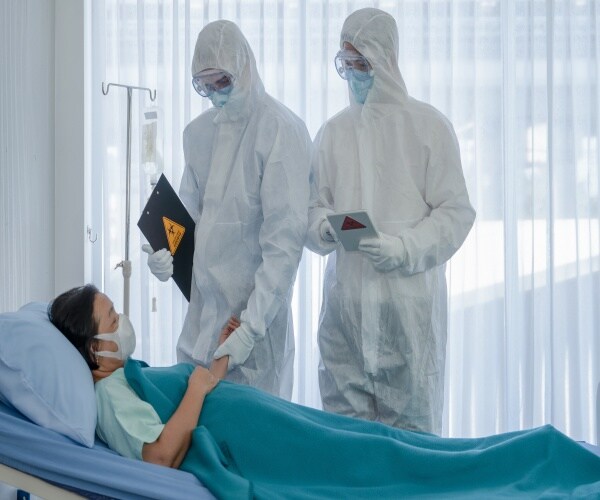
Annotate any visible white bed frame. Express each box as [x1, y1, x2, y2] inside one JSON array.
[[0, 463, 84, 500]]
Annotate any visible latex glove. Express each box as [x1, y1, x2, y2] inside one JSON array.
[[213, 323, 256, 370], [141, 244, 173, 282], [358, 234, 406, 272], [319, 218, 338, 243]]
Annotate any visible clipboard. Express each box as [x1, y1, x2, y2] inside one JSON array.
[[137, 174, 195, 301], [326, 210, 379, 252]]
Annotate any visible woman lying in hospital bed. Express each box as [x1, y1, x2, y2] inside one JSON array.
[[49, 284, 600, 499]]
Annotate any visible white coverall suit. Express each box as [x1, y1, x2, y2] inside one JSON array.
[[306, 8, 476, 433], [178, 21, 311, 399]]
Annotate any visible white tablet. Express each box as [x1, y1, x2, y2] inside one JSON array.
[[326, 210, 379, 252]]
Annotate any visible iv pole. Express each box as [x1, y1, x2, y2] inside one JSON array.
[[102, 82, 157, 316]]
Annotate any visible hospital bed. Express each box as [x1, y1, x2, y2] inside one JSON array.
[[0, 300, 215, 499], [0, 400, 214, 499], [3, 397, 600, 500], [1, 302, 599, 499]]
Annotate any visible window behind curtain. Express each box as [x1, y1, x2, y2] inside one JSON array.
[[91, 0, 600, 442]]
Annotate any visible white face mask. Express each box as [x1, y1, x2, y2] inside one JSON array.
[[94, 314, 136, 361]]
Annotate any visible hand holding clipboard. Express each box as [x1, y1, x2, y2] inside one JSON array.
[[137, 174, 195, 301]]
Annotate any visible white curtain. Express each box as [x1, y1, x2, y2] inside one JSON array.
[[0, 0, 55, 312], [91, 0, 600, 442]]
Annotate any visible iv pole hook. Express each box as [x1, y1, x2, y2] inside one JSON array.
[[102, 82, 156, 101]]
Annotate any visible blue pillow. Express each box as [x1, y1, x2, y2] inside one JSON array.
[[0, 302, 96, 447]]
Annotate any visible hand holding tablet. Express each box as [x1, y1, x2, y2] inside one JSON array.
[[326, 210, 379, 251]]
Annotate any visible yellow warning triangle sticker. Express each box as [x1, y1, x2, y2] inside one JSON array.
[[162, 216, 186, 255]]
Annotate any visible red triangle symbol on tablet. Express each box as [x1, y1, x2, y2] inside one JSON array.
[[341, 216, 366, 231]]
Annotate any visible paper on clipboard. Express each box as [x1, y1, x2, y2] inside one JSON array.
[[326, 210, 379, 252], [137, 174, 195, 301]]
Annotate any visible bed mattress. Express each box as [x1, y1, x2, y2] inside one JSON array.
[[0, 400, 214, 499]]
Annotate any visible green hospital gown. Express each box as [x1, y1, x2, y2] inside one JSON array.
[[117, 360, 600, 499], [95, 368, 164, 460]]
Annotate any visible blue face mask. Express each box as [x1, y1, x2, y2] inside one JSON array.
[[209, 84, 233, 108], [348, 70, 374, 104]]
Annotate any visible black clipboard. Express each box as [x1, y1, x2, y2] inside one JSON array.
[[137, 174, 195, 301]]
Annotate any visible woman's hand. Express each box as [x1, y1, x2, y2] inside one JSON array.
[[143, 366, 217, 469], [218, 316, 241, 346], [188, 366, 219, 396], [210, 317, 238, 379]]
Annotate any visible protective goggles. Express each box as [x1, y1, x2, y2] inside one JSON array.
[[334, 51, 373, 81], [192, 70, 234, 97]]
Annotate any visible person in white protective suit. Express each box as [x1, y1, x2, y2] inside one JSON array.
[[306, 8, 476, 434], [143, 20, 311, 399]]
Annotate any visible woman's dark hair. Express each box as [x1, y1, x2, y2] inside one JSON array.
[[48, 284, 100, 370]]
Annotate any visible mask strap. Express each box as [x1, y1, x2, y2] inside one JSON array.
[[94, 333, 121, 359], [95, 333, 118, 341], [95, 350, 121, 360]]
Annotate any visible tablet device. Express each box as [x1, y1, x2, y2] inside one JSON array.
[[326, 210, 379, 252], [137, 174, 195, 301]]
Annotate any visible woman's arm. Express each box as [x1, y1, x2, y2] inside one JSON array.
[[141, 366, 218, 468], [141, 317, 239, 467], [210, 355, 229, 379], [210, 316, 240, 379]]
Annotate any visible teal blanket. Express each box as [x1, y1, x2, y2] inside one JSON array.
[[124, 360, 600, 499]]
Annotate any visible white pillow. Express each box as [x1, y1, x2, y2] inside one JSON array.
[[0, 302, 96, 447]]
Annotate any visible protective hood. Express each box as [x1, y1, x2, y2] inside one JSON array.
[[340, 8, 408, 109], [192, 20, 265, 123]]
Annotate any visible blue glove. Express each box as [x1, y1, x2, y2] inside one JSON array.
[[358, 234, 406, 272]]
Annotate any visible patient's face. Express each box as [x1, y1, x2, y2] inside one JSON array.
[[92, 293, 123, 371], [94, 293, 119, 335]]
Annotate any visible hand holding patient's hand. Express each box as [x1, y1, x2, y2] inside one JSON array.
[[213, 322, 256, 369], [218, 316, 241, 345], [189, 366, 218, 396]]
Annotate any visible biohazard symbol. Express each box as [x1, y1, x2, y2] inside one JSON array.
[[341, 216, 366, 231], [162, 216, 185, 255]]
